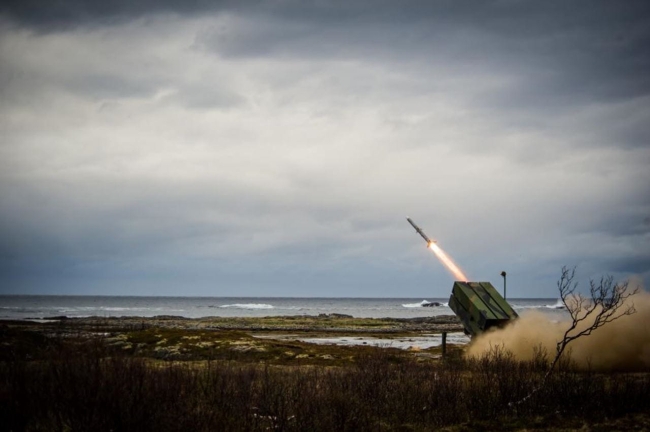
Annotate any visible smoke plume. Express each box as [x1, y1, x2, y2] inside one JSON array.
[[466, 285, 650, 371]]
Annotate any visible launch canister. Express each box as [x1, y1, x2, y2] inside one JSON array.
[[406, 217, 435, 244]]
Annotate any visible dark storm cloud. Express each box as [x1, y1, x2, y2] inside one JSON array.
[[596, 209, 650, 238], [1, 1, 649, 296], [5, 1, 650, 107], [0, 0, 231, 28], [195, 1, 650, 128], [608, 255, 650, 276]]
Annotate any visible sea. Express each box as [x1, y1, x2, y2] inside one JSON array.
[[0, 296, 568, 321]]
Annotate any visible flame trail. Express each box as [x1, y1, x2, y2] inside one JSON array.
[[428, 242, 468, 281]]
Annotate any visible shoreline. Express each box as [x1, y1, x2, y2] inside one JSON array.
[[2, 314, 467, 364], [28, 313, 465, 333]]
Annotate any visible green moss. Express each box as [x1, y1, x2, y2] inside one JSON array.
[[2, 317, 462, 367], [123, 327, 447, 366]]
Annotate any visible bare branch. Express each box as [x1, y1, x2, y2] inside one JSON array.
[[552, 268, 639, 371], [513, 266, 639, 407]]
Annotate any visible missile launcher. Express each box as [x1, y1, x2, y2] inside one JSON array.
[[404, 217, 517, 336], [448, 281, 518, 337]]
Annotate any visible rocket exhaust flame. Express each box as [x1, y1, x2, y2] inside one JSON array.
[[406, 217, 469, 281], [428, 242, 468, 281]]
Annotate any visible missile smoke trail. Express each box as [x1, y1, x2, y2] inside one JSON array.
[[428, 242, 468, 281], [407, 217, 469, 281]]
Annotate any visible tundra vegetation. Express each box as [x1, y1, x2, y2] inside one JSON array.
[[1, 311, 649, 431]]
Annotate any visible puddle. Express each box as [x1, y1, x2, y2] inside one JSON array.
[[254, 332, 470, 350]]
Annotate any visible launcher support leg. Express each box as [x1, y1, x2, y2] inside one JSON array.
[[441, 332, 447, 358]]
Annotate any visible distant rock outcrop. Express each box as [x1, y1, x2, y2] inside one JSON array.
[[318, 313, 354, 319], [422, 302, 442, 307]]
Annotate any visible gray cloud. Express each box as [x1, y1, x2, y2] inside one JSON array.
[[610, 255, 650, 276], [0, 1, 649, 296], [0, 0, 229, 29]]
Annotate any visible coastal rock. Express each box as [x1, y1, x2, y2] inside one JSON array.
[[318, 313, 353, 319]]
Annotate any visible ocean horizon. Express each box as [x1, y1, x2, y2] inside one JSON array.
[[0, 295, 566, 321]]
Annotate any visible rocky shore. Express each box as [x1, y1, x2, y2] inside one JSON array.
[[2, 314, 466, 364], [41, 313, 464, 334]]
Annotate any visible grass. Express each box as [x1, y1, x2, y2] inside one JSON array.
[[116, 326, 419, 365], [1, 320, 649, 431]]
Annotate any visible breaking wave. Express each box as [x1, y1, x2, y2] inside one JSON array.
[[402, 300, 447, 308], [511, 300, 566, 310], [219, 303, 274, 310], [545, 299, 566, 309]]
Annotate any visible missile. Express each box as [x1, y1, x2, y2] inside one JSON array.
[[406, 217, 436, 245]]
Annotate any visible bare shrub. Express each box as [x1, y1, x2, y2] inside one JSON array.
[[512, 267, 640, 405], [554, 267, 639, 371], [1, 329, 649, 431]]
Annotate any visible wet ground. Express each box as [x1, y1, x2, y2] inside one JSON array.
[[254, 332, 470, 349]]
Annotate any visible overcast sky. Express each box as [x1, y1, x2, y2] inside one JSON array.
[[1, 1, 649, 298]]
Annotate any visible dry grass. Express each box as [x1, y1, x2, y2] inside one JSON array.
[[1, 322, 649, 431]]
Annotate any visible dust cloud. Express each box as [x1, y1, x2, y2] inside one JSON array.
[[466, 288, 650, 371]]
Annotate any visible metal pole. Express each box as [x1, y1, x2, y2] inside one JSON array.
[[500, 271, 507, 300], [441, 332, 447, 358]]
